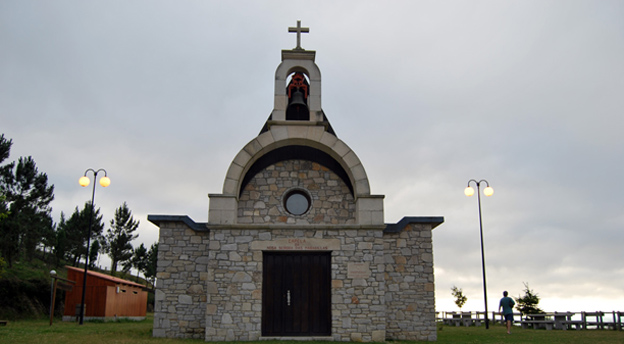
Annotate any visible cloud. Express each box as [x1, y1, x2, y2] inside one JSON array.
[[1, 0, 623, 311]]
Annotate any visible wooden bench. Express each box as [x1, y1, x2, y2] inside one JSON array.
[[0, 320, 8, 326], [441, 312, 462, 326], [521, 319, 554, 330], [441, 311, 482, 327], [460, 312, 473, 327], [552, 312, 581, 330], [521, 314, 555, 330], [472, 311, 487, 327], [559, 320, 584, 330]]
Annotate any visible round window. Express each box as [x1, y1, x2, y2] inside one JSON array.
[[284, 189, 311, 215]]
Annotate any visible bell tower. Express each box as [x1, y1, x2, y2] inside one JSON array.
[[269, 21, 324, 124]]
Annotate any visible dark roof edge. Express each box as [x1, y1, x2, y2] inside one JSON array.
[[384, 216, 444, 233], [147, 214, 209, 232]]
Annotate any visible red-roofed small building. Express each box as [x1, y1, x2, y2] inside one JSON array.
[[62, 266, 148, 321]]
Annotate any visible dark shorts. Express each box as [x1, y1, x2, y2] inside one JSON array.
[[504, 313, 514, 322]]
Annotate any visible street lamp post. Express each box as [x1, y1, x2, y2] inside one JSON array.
[[78, 168, 110, 325], [49, 270, 56, 326], [465, 179, 493, 329]]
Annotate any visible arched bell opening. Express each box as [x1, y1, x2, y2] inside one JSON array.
[[286, 72, 310, 121]]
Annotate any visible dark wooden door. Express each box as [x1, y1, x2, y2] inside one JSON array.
[[262, 251, 331, 336]]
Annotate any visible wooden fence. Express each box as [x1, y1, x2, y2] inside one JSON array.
[[437, 311, 624, 330]]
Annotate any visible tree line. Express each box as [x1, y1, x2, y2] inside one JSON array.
[[0, 133, 157, 284]]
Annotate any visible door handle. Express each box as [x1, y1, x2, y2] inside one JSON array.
[[287, 290, 291, 306]]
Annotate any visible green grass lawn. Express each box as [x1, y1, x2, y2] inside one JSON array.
[[1, 316, 623, 344], [434, 323, 624, 343], [0, 315, 198, 344]]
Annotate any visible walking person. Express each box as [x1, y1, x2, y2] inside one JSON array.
[[499, 291, 515, 334]]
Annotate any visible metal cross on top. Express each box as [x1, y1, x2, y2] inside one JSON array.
[[288, 20, 309, 50]]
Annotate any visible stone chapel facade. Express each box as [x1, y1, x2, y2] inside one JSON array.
[[148, 22, 443, 342]]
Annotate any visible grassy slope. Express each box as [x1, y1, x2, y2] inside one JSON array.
[[0, 256, 152, 320], [0, 258, 57, 319]]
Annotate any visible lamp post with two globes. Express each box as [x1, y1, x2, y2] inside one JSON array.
[[77, 168, 110, 325], [465, 179, 493, 329]]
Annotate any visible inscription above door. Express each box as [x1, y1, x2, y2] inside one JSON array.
[[252, 238, 340, 251]]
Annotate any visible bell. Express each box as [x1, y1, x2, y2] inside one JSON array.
[[286, 89, 309, 121]]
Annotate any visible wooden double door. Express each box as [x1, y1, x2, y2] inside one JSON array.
[[262, 251, 331, 336]]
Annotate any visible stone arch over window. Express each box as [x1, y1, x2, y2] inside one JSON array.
[[239, 145, 353, 197], [221, 127, 370, 201]]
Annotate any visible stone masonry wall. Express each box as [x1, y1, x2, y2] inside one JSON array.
[[153, 222, 210, 339], [384, 223, 437, 341], [152, 220, 437, 341], [205, 227, 387, 342], [238, 160, 356, 225]]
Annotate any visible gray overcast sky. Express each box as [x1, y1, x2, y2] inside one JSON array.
[[2, 1, 623, 312]]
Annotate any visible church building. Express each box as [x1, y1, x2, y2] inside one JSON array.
[[148, 21, 443, 342]]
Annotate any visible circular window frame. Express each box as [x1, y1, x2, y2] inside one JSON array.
[[283, 189, 312, 216]]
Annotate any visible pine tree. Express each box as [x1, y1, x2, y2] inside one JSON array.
[[54, 213, 68, 267], [515, 282, 544, 315], [59, 203, 104, 267], [88, 240, 101, 269], [0, 135, 11, 224], [130, 243, 148, 279], [105, 202, 139, 276], [0, 195, 8, 223], [0, 155, 54, 266], [144, 243, 159, 286], [0, 134, 11, 166]]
